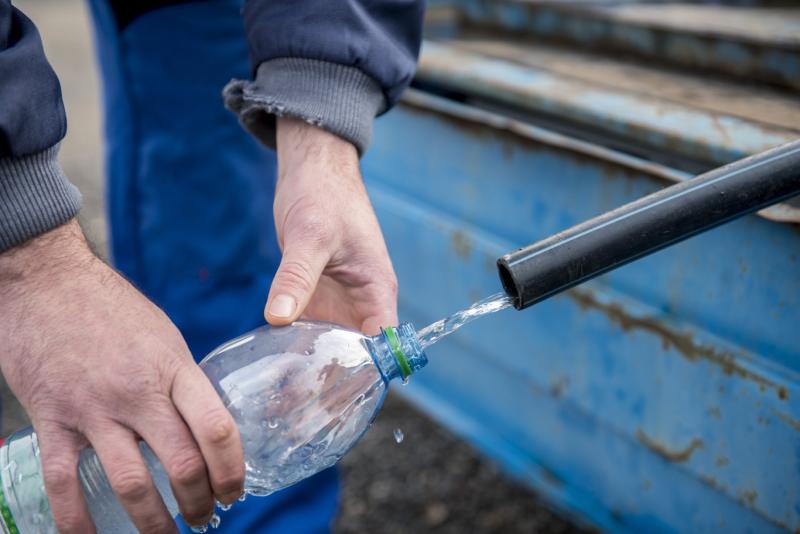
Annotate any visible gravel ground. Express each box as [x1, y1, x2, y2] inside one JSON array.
[[335, 393, 586, 534], [4, 2, 587, 532]]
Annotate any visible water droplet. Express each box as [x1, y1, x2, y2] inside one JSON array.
[[190, 525, 208, 534], [217, 501, 232, 512], [210, 514, 221, 529], [355, 394, 366, 406], [393, 428, 404, 444], [268, 417, 280, 429], [401, 377, 409, 386], [238, 493, 247, 502]]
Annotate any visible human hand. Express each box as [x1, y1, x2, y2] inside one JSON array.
[[0, 221, 244, 533], [265, 118, 399, 335]]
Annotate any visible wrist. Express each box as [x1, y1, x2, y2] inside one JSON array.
[[276, 118, 359, 184], [0, 220, 94, 295]]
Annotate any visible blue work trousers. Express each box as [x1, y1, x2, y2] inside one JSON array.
[[86, 1, 340, 532]]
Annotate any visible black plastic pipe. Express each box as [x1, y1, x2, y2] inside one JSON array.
[[497, 140, 800, 310]]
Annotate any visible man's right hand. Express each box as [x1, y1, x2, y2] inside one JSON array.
[[0, 220, 244, 533]]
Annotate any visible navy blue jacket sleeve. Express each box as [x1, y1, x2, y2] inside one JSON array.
[[242, 0, 424, 107], [224, 0, 425, 155], [0, 1, 80, 253], [0, 0, 66, 157]]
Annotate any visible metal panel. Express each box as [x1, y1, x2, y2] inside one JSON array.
[[416, 41, 800, 170], [455, 0, 800, 91], [363, 90, 800, 532]]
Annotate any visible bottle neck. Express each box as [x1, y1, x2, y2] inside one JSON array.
[[366, 323, 429, 383]]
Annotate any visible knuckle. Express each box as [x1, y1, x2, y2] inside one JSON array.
[[109, 466, 151, 503], [201, 408, 238, 446], [169, 451, 207, 487], [384, 274, 399, 297], [275, 260, 317, 294], [43, 459, 75, 495]]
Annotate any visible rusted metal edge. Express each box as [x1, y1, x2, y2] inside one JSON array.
[[400, 88, 800, 224], [416, 41, 799, 170], [469, 0, 800, 50], [456, 0, 800, 90]]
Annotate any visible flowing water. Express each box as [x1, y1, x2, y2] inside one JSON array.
[[416, 292, 514, 349]]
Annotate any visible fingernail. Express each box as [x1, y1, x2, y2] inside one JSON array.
[[269, 294, 296, 318]]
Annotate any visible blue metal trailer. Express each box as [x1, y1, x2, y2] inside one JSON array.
[[363, 2, 800, 531]]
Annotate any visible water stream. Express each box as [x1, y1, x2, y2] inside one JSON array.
[[416, 292, 514, 349]]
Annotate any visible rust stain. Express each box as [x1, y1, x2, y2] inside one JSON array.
[[636, 429, 703, 463], [550, 376, 570, 398], [566, 287, 783, 393], [739, 489, 758, 508], [715, 456, 729, 467], [701, 455, 791, 531], [450, 230, 472, 259], [772, 410, 800, 433], [698, 474, 726, 492]]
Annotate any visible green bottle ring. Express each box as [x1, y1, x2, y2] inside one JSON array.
[[383, 327, 412, 380], [0, 480, 20, 534]]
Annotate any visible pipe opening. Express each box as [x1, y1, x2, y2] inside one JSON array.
[[496, 259, 521, 309]]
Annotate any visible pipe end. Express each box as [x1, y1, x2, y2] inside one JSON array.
[[496, 257, 523, 310]]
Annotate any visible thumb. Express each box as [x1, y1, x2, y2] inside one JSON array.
[[265, 246, 329, 325]]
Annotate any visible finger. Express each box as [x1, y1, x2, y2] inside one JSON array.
[[90, 427, 178, 534], [171, 364, 245, 504], [361, 312, 398, 337], [133, 404, 214, 527], [359, 278, 400, 335], [265, 242, 330, 325], [36, 427, 96, 534]]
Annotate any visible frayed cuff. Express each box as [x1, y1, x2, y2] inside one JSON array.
[[223, 58, 386, 156]]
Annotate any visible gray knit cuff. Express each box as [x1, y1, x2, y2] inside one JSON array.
[[223, 58, 386, 156], [0, 145, 82, 253]]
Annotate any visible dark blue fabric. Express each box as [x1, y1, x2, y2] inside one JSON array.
[[243, 0, 425, 106], [87, 0, 339, 532], [0, 0, 66, 157]]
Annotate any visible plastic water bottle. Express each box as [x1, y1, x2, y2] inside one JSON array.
[[0, 321, 428, 533]]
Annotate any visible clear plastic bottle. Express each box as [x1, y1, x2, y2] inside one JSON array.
[[0, 321, 427, 533]]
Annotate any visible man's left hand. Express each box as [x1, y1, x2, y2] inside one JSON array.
[[265, 117, 399, 335]]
